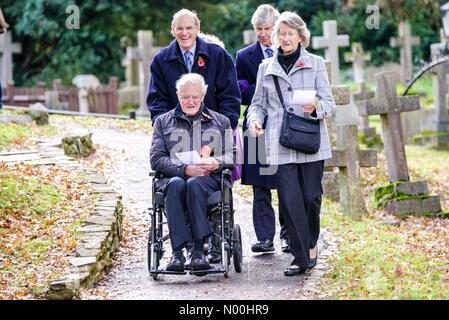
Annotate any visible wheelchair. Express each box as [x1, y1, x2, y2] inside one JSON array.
[[147, 169, 243, 280]]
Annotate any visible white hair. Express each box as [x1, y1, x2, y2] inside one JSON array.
[[251, 4, 280, 27], [272, 11, 311, 48], [176, 73, 208, 96]]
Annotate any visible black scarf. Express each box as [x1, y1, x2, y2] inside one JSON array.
[[277, 45, 301, 74]]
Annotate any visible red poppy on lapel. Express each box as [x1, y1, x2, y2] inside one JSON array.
[[296, 59, 305, 68], [197, 56, 206, 68]]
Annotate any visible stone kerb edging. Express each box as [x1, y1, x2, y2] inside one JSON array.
[[46, 169, 123, 300], [0, 139, 123, 300]]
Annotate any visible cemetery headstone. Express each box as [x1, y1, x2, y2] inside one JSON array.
[[390, 21, 421, 83], [243, 30, 257, 46], [359, 71, 442, 215], [353, 81, 378, 138], [72, 75, 101, 114], [0, 32, 22, 85], [344, 42, 371, 84], [28, 102, 49, 126], [325, 83, 377, 217], [312, 20, 349, 84]]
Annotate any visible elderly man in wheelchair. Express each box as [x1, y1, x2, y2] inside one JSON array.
[[149, 73, 236, 275]]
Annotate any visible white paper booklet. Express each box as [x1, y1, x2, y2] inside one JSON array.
[[292, 90, 317, 106], [175, 151, 202, 165]]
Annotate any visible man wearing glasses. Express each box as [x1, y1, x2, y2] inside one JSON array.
[[147, 8, 241, 130]]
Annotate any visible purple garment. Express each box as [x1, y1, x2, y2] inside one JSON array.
[[238, 79, 250, 96], [231, 127, 243, 182]]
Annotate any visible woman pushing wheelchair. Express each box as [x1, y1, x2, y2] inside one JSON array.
[[150, 73, 235, 273]]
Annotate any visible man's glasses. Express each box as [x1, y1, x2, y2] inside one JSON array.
[[179, 95, 202, 101]]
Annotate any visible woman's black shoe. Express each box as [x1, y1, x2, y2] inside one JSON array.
[[309, 247, 318, 269], [284, 265, 307, 277]]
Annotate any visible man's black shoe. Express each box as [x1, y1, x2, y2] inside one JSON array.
[[251, 239, 275, 253], [192, 250, 211, 271], [280, 238, 290, 253], [184, 246, 194, 270], [166, 250, 185, 272], [207, 244, 222, 263]]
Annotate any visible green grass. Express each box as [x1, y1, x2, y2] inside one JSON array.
[[0, 176, 62, 220], [0, 122, 58, 151], [321, 199, 449, 299]]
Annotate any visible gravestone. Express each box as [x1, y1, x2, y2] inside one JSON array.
[[122, 47, 140, 87], [0, 32, 22, 85], [312, 20, 350, 84], [28, 103, 49, 126], [72, 75, 101, 114], [353, 81, 377, 138], [243, 30, 257, 46], [326, 82, 377, 217], [359, 71, 442, 215], [344, 42, 371, 84], [390, 21, 421, 83], [429, 29, 449, 148], [137, 30, 161, 117]]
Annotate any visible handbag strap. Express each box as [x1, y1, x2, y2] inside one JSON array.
[[272, 75, 287, 112]]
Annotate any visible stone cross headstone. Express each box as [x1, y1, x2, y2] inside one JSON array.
[[327, 83, 377, 217], [430, 29, 449, 148], [312, 20, 350, 84], [359, 71, 441, 214], [122, 47, 140, 87], [137, 30, 161, 117], [390, 21, 421, 83], [243, 30, 257, 45], [353, 81, 377, 137], [0, 32, 22, 85], [344, 42, 371, 84]]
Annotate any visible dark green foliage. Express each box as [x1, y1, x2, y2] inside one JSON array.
[[2, 0, 448, 85]]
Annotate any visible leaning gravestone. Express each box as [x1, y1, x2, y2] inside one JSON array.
[[62, 129, 95, 158], [325, 84, 378, 217], [359, 71, 442, 215]]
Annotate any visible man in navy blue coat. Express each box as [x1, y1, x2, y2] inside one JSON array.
[[236, 4, 289, 253], [147, 9, 241, 130]]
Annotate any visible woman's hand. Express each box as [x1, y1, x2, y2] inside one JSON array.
[[249, 121, 264, 137], [303, 98, 319, 115]]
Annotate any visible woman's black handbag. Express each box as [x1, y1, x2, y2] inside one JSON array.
[[273, 75, 320, 154]]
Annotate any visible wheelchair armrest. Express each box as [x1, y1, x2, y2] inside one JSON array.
[[149, 171, 164, 179], [221, 168, 232, 178]]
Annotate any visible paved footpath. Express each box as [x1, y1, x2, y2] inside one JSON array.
[[62, 125, 338, 300]]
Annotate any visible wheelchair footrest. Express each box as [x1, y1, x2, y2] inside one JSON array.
[[150, 270, 188, 275]]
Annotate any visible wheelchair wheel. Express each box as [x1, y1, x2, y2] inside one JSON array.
[[232, 224, 243, 273], [148, 242, 161, 280], [222, 242, 229, 278]]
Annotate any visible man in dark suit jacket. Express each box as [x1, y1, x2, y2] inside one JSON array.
[[147, 9, 241, 130], [235, 4, 289, 253]]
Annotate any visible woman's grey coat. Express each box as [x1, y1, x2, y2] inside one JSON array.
[[246, 47, 335, 165]]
